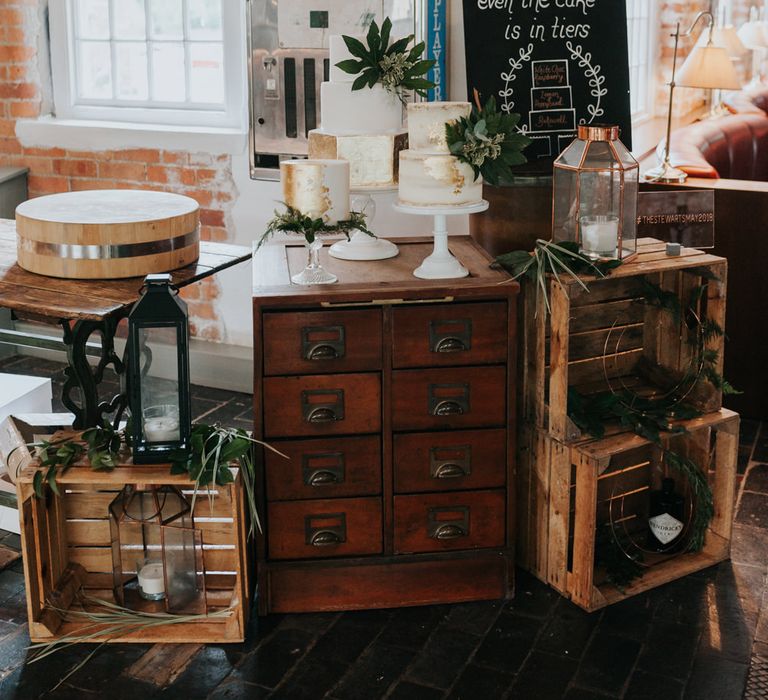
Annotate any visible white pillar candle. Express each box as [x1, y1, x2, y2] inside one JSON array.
[[143, 416, 180, 442], [138, 560, 166, 598], [580, 215, 619, 258]]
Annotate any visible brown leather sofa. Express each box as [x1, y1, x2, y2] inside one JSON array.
[[663, 112, 768, 179]]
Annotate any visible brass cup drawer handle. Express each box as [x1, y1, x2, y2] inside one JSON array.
[[432, 400, 464, 416], [307, 343, 339, 360], [310, 530, 342, 546], [434, 336, 467, 353], [307, 469, 340, 486], [307, 407, 339, 423], [433, 462, 467, 479], [433, 524, 467, 540]]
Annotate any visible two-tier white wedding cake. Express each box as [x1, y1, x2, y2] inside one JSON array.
[[398, 102, 484, 207], [308, 35, 408, 190]]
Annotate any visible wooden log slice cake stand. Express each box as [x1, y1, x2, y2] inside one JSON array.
[[16, 189, 200, 279]]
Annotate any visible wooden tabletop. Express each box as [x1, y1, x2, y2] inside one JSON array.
[[252, 236, 516, 306], [0, 218, 251, 322]]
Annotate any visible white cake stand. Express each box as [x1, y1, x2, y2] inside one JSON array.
[[393, 200, 489, 279], [329, 189, 399, 261]]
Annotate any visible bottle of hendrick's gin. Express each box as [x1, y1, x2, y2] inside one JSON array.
[[647, 477, 685, 552]]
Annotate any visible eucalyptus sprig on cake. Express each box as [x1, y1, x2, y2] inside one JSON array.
[[257, 204, 373, 250], [445, 94, 532, 185], [335, 17, 435, 97]]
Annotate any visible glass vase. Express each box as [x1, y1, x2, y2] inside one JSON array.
[[291, 238, 338, 285]]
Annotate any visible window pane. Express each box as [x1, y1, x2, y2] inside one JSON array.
[[76, 0, 110, 39], [188, 0, 222, 41], [150, 0, 184, 40], [152, 43, 186, 101], [113, 0, 147, 40], [77, 41, 113, 98], [115, 42, 148, 100], [189, 43, 224, 103]]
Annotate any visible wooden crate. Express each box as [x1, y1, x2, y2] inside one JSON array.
[[521, 238, 728, 443], [16, 464, 250, 643], [517, 409, 739, 612]]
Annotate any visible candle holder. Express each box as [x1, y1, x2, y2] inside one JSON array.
[[109, 485, 205, 614], [552, 125, 639, 262]]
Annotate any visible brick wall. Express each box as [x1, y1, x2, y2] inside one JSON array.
[[0, 1, 236, 343]]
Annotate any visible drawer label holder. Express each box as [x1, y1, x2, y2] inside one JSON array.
[[305, 512, 347, 547], [429, 445, 472, 480], [301, 389, 345, 423], [302, 451, 346, 487], [428, 506, 470, 541], [301, 325, 346, 361], [429, 318, 472, 354], [428, 383, 470, 417]]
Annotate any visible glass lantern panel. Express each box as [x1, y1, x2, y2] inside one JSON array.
[[552, 166, 579, 244], [162, 526, 206, 614], [156, 486, 192, 526], [620, 166, 639, 258], [612, 138, 639, 169], [578, 169, 622, 259], [582, 140, 619, 170], [554, 138, 587, 167], [138, 325, 181, 443]]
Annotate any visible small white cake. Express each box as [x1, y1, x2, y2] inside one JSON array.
[[319, 35, 403, 135], [281, 159, 350, 224], [406, 102, 471, 154], [398, 151, 482, 207], [398, 102, 483, 207]]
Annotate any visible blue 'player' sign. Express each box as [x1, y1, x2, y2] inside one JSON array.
[[427, 0, 447, 101]]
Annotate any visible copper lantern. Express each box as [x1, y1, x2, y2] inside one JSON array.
[[552, 125, 639, 262], [109, 484, 205, 614]]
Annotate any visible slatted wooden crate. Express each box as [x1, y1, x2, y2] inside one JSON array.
[[517, 409, 738, 612], [521, 238, 727, 443], [16, 464, 250, 643]]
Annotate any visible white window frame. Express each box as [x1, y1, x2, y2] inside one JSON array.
[[48, 0, 245, 129], [626, 0, 658, 126]]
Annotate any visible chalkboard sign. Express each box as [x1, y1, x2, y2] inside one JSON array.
[[462, 0, 632, 166]]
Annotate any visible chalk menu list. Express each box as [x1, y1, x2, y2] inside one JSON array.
[[462, 0, 632, 169]]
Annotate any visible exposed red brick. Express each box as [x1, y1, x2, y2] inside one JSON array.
[[28, 175, 69, 194], [186, 189, 213, 207], [0, 45, 35, 62], [70, 178, 117, 191], [24, 146, 65, 157], [0, 138, 21, 154], [9, 100, 39, 118], [161, 151, 187, 165], [146, 165, 169, 183], [110, 148, 160, 163], [99, 161, 146, 181], [54, 158, 97, 177], [0, 8, 24, 26]]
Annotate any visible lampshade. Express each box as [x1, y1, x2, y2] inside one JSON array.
[[737, 20, 768, 49], [676, 45, 742, 90], [696, 26, 747, 57]]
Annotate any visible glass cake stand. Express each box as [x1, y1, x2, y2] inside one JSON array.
[[329, 189, 399, 261], [392, 200, 489, 279]]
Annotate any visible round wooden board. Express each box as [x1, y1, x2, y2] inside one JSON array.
[[16, 189, 201, 280]]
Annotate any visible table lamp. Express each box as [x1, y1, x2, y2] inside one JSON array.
[[695, 25, 747, 117], [644, 11, 741, 183]]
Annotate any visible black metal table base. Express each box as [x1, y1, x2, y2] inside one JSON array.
[[60, 313, 129, 429]]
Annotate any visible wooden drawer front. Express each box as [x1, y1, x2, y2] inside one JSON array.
[[263, 374, 381, 438], [268, 497, 382, 560], [394, 490, 505, 554], [393, 429, 506, 494], [392, 302, 507, 368], [263, 309, 382, 375], [392, 366, 506, 431], [266, 436, 381, 501]]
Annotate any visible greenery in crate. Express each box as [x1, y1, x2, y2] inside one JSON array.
[[444, 94, 532, 185], [23, 421, 284, 538], [494, 239, 622, 314], [335, 17, 435, 97], [256, 204, 373, 251]]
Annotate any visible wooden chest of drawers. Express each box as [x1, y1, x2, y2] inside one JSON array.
[[252, 237, 518, 613]]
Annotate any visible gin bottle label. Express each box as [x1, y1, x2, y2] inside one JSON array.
[[648, 512, 683, 545]]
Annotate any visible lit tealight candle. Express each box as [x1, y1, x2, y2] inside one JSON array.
[[137, 560, 166, 600], [580, 215, 619, 260], [143, 416, 180, 442]]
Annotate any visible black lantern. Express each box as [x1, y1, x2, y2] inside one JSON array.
[[128, 274, 191, 464], [109, 484, 205, 613]]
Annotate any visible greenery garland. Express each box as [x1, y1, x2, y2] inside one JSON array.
[[22, 422, 285, 538], [256, 205, 373, 251]]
